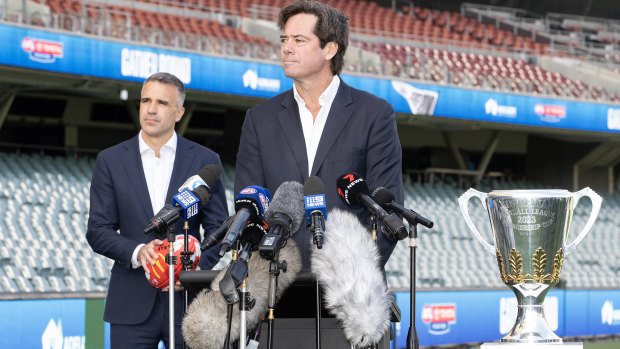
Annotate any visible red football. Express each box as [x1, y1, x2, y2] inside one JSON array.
[[146, 234, 201, 289]]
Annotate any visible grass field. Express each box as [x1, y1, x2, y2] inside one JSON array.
[[584, 340, 620, 349]]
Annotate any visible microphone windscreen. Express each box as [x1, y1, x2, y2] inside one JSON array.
[[264, 181, 305, 234], [193, 186, 212, 206], [182, 240, 302, 349], [240, 219, 268, 247], [336, 172, 368, 206], [369, 186, 395, 206], [198, 164, 221, 187], [304, 176, 327, 225], [235, 186, 272, 217], [311, 208, 390, 347], [303, 176, 325, 196]]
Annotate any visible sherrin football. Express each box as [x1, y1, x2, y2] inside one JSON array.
[[146, 234, 201, 289]]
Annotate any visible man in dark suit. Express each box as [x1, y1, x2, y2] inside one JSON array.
[[86, 72, 229, 348], [234, 0, 403, 269]]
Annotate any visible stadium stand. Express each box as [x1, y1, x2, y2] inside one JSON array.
[[4, 0, 618, 102], [1, 152, 618, 293], [0, 152, 109, 293]]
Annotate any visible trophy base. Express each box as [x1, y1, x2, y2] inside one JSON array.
[[482, 343, 582, 348], [501, 301, 561, 343]]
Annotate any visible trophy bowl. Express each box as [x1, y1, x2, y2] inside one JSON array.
[[458, 188, 602, 343]]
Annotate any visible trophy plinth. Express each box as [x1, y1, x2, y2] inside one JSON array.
[[459, 188, 601, 344]]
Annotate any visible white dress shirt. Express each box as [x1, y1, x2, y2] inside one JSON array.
[[293, 75, 340, 176], [132, 131, 177, 269]]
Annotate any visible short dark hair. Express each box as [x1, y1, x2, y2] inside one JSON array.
[[143, 72, 186, 107], [278, 0, 349, 76]]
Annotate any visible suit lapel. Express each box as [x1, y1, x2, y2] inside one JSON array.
[[277, 91, 309, 179], [311, 80, 353, 176], [121, 136, 154, 217]]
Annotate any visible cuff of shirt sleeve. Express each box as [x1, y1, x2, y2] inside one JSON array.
[[132, 243, 145, 269]]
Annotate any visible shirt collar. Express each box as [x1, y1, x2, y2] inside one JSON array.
[[138, 130, 177, 156], [293, 75, 341, 107]]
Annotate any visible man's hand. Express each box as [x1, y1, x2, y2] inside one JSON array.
[[139, 239, 164, 279], [161, 280, 183, 292]]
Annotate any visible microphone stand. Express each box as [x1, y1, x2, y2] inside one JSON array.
[[367, 214, 380, 349], [370, 214, 378, 242], [401, 209, 433, 349], [267, 251, 287, 349], [315, 279, 321, 349], [180, 221, 193, 349], [223, 248, 239, 349], [164, 225, 178, 349], [310, 222, 324, 349], [239, 277, 248, 349], [406, 222, 419, 349]]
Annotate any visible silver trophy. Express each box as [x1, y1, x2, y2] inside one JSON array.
[[458, 188, 602, 343]]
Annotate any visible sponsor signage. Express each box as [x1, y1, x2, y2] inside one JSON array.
[[1, 23, 619, 134], [0, 290, 618, 347], [421, 303, 457, 334], [394, 289, 620, 347], [0, 299, 86, 348], [21, 37, 63, 63]]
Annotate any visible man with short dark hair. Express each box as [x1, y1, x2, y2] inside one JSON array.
[[235, 0, 404, 269], [87, 72, 229, 348]]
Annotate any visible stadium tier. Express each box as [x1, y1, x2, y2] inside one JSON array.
[[7, 0, 618, 102], [1, 152, 618, 294]]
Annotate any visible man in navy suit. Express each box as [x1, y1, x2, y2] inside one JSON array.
[[86, 72, 229, 348], [234, 0, 403, 269]]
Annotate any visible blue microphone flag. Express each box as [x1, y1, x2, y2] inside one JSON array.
[[172, 189, 200, 221], [304, 194, 326, 225]]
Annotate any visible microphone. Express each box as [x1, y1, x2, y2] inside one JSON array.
[[303, 176, 326, 249], [144, 165, 221, 235], [336, 172, 407, 240], [311, 208, 391, 347], [182, 240, 302, 349], [220, 219, 269, 304], [201, 216, 233, 251], [258, 181, 305, 260], [370, 186, 434, 228], [177, 164, 220, 192], [219, 186, 271, 257]]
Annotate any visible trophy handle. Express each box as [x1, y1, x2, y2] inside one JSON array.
[[458, 188, 495, 254], [565, 187, 602, 256]]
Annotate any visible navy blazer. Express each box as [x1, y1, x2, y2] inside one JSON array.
[[235, 79, 403, 269], [86, 134, 229, 324]]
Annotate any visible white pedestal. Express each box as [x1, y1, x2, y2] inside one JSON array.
[[481, 343, 583, 349]]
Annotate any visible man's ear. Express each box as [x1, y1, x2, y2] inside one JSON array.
[[324, 42, 338, 60], [175, 107, 185, 122]]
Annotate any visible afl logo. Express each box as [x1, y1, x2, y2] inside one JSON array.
[[259, 193, 269, 211], [240, 187, 257, 194]]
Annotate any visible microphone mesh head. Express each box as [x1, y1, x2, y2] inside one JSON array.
[[193, 186, 212, 207], [264, 181, 305, 233], [369, 186, 395, 206], [198, 164, 221, 187], [303, 176, 325, 196]]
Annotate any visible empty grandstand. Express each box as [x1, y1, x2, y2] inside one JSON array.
[[1, 152, 618, 294]]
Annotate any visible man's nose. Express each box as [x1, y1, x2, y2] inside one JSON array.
[[147, 102, 157, 113]]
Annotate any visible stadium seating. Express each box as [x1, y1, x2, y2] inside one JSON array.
[[0, 152, 108, 294], [18, 0, 615, 102], [1, 152, 618, 294]]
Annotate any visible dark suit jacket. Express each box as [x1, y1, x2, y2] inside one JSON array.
[[234, 79, 403, 269], [86, 134, 229, 325]]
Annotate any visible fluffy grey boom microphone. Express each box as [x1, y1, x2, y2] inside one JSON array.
[[311, 208, 391, 347], [182, 240, 302, 349], [264, 181, 305, 234]]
